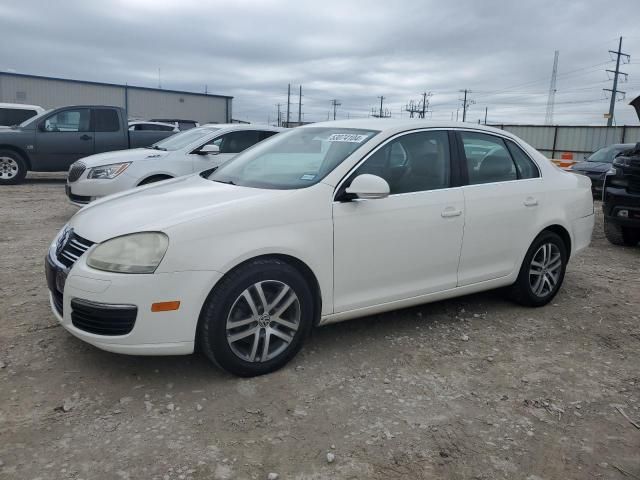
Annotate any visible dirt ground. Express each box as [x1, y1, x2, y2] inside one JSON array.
[[0, 173, 639, 480]]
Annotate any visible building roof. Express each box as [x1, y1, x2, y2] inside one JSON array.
[[0, 71, 233, 100]]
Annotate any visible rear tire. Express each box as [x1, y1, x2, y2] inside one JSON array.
[[604, 217, 639, 246], [0, 150, 28, 185], [508, 231, 568, 307], [198, 258, 314, 377]]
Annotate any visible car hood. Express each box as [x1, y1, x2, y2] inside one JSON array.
[[78, 148, 170, 167], [571, 161, 610, 173], [69, 174, 294, 242]]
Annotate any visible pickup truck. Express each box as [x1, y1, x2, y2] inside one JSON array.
[[0, 105, 176, 184]]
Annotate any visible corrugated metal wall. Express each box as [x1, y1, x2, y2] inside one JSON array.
[[127, 88, 228, 124], [0, 73, 230, 124], [0, 75, 124, 109], [495, 124, 640, 158]]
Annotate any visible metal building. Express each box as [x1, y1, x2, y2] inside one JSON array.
[[0, 71, 232, 124]]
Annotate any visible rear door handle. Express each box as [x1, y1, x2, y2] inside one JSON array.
[[524, 197, 538, 207], [80, 134, 92, 141], [441, 207, 463, 218]]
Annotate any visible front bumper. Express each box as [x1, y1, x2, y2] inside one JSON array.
[[66, 171, 140, 207], [603, 186, 640, 227], [45, 251, 222, 355]]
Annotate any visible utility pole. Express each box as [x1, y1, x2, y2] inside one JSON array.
[[330, 99, 341, 120], [298, 85, 302, 124], [286, 84, 291, 127], [378, 96, 385, 117], [158, 68, 161, 89], [460, 89, 474, 122], [545, 50, 559, 125], [604, 36, 630, 127], [276, 103, 281, 127], [484, 106, 488, 125]]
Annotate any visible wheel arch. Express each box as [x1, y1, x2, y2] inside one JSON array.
[[137, 173, 174, 186], [0, 145, 31, 170], [197, 253, 323, 338], [540, 224, 572, 258]]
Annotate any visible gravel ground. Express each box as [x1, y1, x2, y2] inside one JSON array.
[[1, 173, 639, 480]]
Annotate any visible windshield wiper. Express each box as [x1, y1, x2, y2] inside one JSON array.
[[145, 145, 166, 151], [214, 179, 236, 185]]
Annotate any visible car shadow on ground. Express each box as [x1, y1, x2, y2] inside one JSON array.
[[56, 288, 518, 382]]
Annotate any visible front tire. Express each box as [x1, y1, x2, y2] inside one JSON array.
[[198, 258, 314, 377], [508, 231, 568, 307], [604, 217, 639, 246], [0, 150, 28, 185]]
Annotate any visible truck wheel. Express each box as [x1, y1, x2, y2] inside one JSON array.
[[0, 150, 27, 185], [604, 217, 639, 246]]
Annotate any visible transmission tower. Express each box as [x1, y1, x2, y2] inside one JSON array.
[[371, 96, 391, 118], [405, 92, 432, 118], [603, 36, 630, 126], [545, 50, 559, 125]]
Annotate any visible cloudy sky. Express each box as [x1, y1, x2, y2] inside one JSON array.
[[2, 0, 639, 125]]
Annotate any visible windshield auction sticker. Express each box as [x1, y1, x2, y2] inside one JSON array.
[[327, 133, 368, 143]]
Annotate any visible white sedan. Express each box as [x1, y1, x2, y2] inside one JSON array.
[[46, 120, 594, 376], [65, 124, 283, 205]]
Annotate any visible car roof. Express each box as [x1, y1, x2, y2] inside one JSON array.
[[201, 123, 284, 132], [299, 118, 517, 137], [150, 118, 198, 122], [0, 102, 44, 111]]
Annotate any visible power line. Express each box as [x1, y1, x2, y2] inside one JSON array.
[[603, 36, 630, 126], [459, 89, 474, 122], [330, 99, 341, 120]]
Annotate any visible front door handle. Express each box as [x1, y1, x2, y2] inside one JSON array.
[[441, 207, 463, 218], [80, 134, 92, 141], [524, 197, 538, 207]]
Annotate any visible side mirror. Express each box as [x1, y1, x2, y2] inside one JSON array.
[[199, 144, 220, 155], [38, 123, 47, 132], [345, 174, 390, 200]]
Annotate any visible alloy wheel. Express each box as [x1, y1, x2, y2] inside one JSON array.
[[226, 280, 301, 362], [528, 243, 562, 297], [0, 156, 19, 180]]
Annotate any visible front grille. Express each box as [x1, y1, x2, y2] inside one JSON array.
[[57, 231, 94, 268], [68, 161, 86, 182], [71, 299, 137, 336], [628, 178, 640, 194]]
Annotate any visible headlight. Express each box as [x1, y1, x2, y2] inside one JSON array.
[[87, 232, 168, 274], [87, 162, 131, 179]]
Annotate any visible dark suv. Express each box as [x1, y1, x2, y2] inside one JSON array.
[[603, 142, 640, 246]]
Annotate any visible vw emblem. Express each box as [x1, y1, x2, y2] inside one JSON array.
[[56, 227, 72, 256]]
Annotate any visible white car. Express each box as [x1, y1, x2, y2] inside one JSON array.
[[46, 120, 594, 376], [0, 102, 45, 126], [127, 121, 179, 132], [65, 124, 283, 205]]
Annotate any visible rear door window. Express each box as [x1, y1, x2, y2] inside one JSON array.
[[92, 109, 120, 132], [0, 108, 38, 126], [459, 132, 517, 184]]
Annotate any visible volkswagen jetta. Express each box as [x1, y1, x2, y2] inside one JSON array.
[[45, 120, 594, 376]]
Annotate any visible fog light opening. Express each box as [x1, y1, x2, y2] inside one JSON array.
[[617, 209, 629, 218]]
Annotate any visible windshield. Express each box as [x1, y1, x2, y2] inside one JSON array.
[[208, 127, 379, 189], [586, 145, 629, 163], [18, 109, 51, 128], [151, 127, 219, 151]]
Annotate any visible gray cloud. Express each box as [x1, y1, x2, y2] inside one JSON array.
[[1, 0, 639, 125]]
